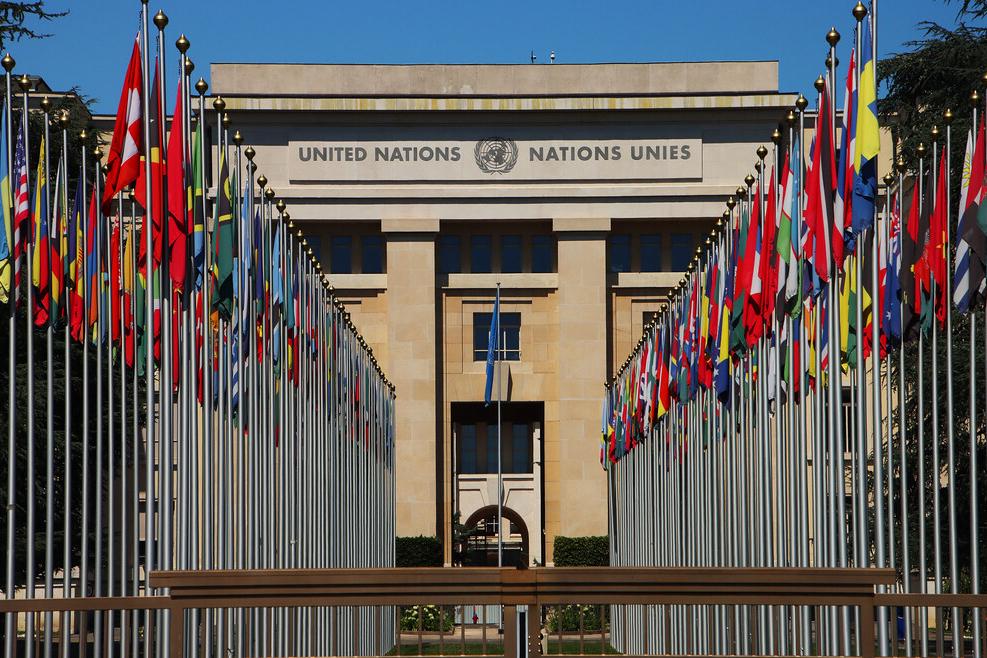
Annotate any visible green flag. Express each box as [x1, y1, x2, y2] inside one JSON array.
[[212, 153, 234, 320]]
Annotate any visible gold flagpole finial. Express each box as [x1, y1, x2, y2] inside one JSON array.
[[814, 75, 826, 93], [232, 130, 243, 146], [176, 34, 190, 53], [795, 94, 808, 111], [212, 96, 226, 112], [221, 114, 231, 129], [943, 108, 954, 124], [195, 78, 208, 96], [744, 173, 755, 188], [17, 74, 30, 92], [971, 90, 980, 107], [726, 197, 736, 210], [825, 55, 839, 71], [758, 143, 769, 159], [826, 27, 840, 47], [786, 110, 797, 125], [1, 53, 14, 72], [916, 142, 927, 157], [771, 129, 782, 144], [185, 59, 195, 76], [40, 96, 51, 113], [153, 10, 168, 29], [276, 199, 286, 213], [896, 157, 907, 173], [282, 212, 290, 222], [931, 125, 939, 140], [244, 146, 255, 161], [265, 188, 276, 201], [852, 1, 867, 21], [883, 173, 895, 186], [256, 174, 267, 188]]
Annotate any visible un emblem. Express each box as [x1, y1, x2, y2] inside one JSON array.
[[474, 137, 519, 174]]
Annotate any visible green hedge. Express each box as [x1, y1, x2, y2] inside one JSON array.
[[395, 535, 443, 567], [552, 536, 609, 567]]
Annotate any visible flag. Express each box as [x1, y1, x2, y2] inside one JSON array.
[[804, 82, 836, 282], [883, 191, 902, 344], [956, 121, 987, 313], [760, 165, 778, 326], [777, 149, 801, 315], [50, 156, 66, 323], [68, 176, 86, 341], [166, 81, 188, 295], [102, 37, 143, 211], [0, 104, 10, 304], [851, 16, 880, 237], [212, 153, 234, 320], [11, 121, 28, 301], [135, 62, 164, 275], [900, 176, 922, 336], [837, 49, 857, 257], [31, 137, 49, 326], [85, 184, 100, 338], [483, 287, 500, 406], [927, 148, 948, 326], [191, 122, 205, 290]]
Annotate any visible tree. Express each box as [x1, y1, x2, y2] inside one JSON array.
[[0, 2, 67, 50], [877, 0, 987, 604]]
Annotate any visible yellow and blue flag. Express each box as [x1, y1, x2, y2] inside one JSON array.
[[852, 14, 879, 234]]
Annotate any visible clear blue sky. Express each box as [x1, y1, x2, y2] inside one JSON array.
[[7, 0, 968, 113]]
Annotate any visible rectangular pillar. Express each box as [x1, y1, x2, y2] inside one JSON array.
[[547, 218, 610, 561], [386, 224, 439, 537]]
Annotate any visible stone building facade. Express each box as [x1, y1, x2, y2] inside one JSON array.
[[210, 61, 796, 565]]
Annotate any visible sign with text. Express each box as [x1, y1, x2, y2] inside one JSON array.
[[287, 137, 703, 182]]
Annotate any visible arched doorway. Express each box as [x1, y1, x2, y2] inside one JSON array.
[[457, 505, 529, 567]]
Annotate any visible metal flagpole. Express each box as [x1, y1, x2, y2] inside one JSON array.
[[2, 52, 16, 658], [22, 74, 36, 658], [41, 95, 55, 658], [59, 115, 72, 658], [496, 281, 503, 569], [941, 109, 961, 658], [916, 144, 929, 658], [930, 130, 944, 656], [137, 5, 156, 658], [971, 76, 984, 658]]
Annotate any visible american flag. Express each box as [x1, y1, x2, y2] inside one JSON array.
[[12, 121, 29, 302]]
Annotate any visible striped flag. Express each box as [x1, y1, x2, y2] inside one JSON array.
[[955, 120, 987, 313]]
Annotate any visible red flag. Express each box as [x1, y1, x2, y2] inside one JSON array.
[[741, 183, 762, 346], [928, 148, 948, 325], [166, 82, 187, 294], [135, 63, 164, 274], [102, 37, 143, 212], [804, 82, 836, 282], [760, 167, 778, 327], [110, 223, 121, 343]]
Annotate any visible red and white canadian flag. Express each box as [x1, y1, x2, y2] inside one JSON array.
[[102, 36, 143, 212]]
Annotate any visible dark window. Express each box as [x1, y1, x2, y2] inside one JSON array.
[[531, 235, 554, 273], [471, 235, 492, 273], [460, 424, 477, 474], [500, 235, 522, 273], [472, 311, 521, 361], [439, 235, 461, 274], [510, 423, 531, 473], [456, 421, 532, 474], [485, 424, 499, 474], [361, 235, 384, 274], [609, 234, 631, 273], [307, 236, 323, 261], [670, 233, 692, 271], [330, 236, 352, 274], [641, 233, 662, 272]]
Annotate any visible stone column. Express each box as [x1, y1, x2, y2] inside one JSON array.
[[546, 217, 610, 563], [384, 218, 439, 538]]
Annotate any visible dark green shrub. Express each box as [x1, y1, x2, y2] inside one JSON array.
[[395, 535, 443, 567], [552, 536, 609, 567]]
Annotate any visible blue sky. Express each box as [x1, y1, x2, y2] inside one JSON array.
[[7, 0, 968, 113]]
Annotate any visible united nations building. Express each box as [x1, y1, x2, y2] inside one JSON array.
[[211, 60, 795, 567]]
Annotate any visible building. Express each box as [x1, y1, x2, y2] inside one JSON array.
[[211, 60, 796, 566]]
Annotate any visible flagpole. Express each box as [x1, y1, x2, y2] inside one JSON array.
[[970, 82, 983, 658], [496, 281, 503, 573], [41, 95, 55, 658], [2, 52, 15, 658], [137, 6, 157, 658], [58, 114, 72, 658], [916, 143, 929, 658]]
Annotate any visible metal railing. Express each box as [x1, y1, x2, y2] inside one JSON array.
[[7, 566, 971, 657]]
